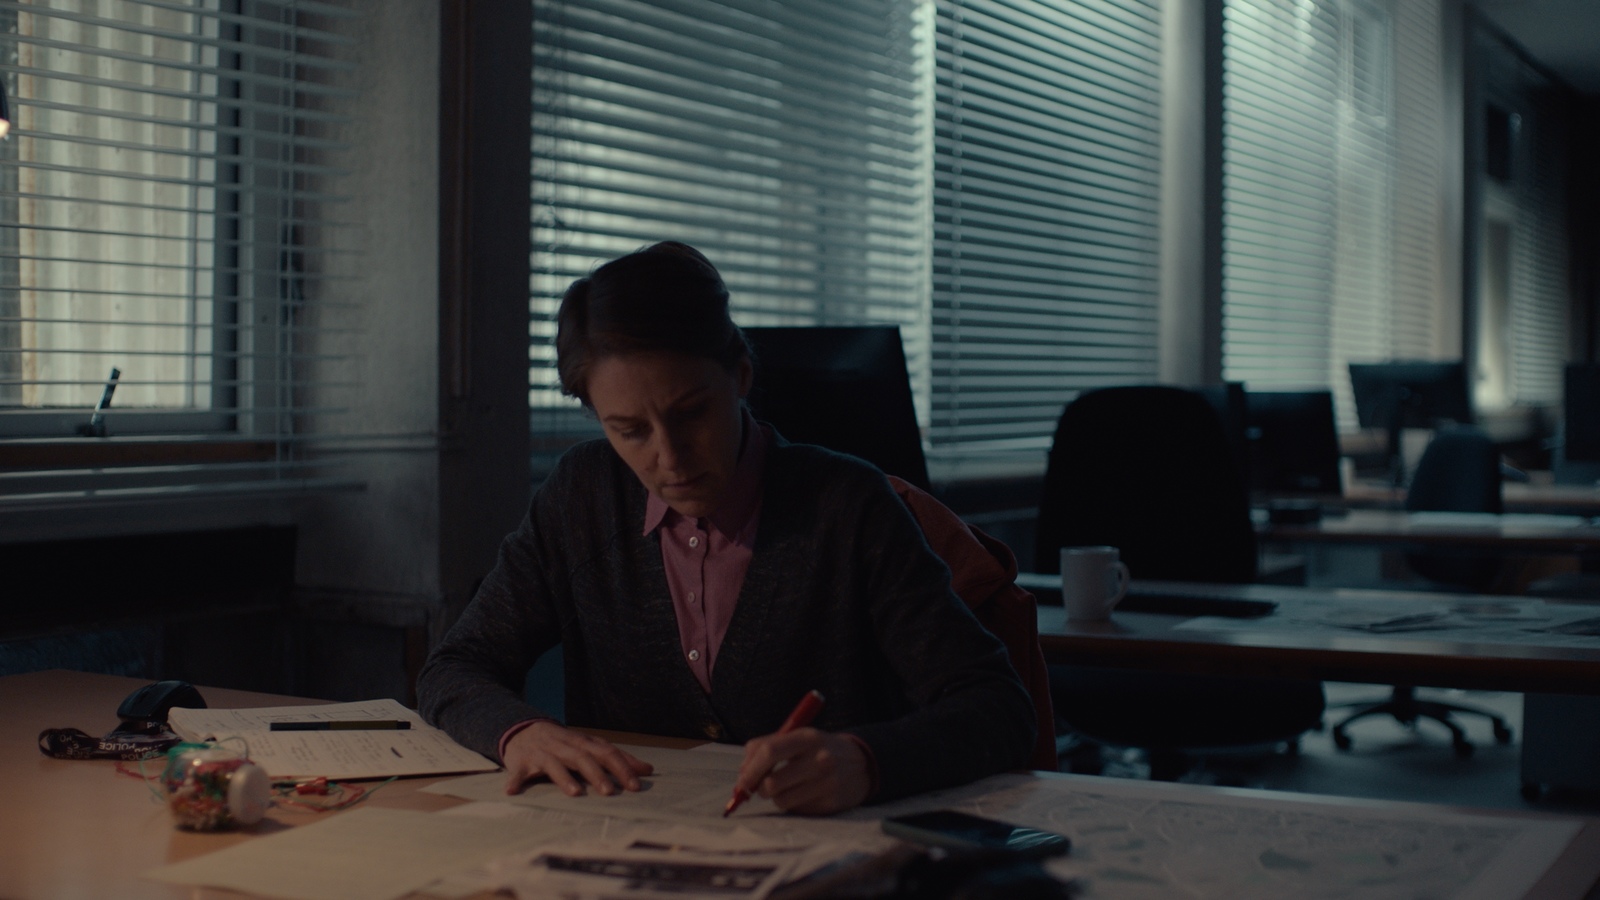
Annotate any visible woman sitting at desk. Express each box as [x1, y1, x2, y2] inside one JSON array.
[[417, 242, 1034, 814]]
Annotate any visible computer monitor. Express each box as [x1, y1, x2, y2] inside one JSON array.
[[1244, 390, 1343, 496], [742, 325, 931, 491], [1347, 360, 1473, 483], [1564, 364, 1600, 463]]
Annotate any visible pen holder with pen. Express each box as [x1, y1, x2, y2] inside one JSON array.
[[160, 744, 270, 831]]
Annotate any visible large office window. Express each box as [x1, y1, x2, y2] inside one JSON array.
[[1219, 0, 1448, 427], [529, 0, 1164, 473], [0, 0, 361, 506], [929, 0, 1161, 461], [529, 0, 933, 416], [1472, 19, 1569, 410]]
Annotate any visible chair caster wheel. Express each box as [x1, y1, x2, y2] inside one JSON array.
[[1493, 723, 1513, 744], [1452, 741, 1474, 759], [1332, 731, 1352, 751], [1521, 782, 1545, 802]]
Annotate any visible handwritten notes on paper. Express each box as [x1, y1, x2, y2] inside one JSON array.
[[167, 699, 495, 781]]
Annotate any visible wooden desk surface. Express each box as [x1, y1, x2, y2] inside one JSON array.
[[8, 670, 1600, 900], [1262, 508, 1600, 554], [0, 671, 699, 900], [0, 671, 463, 900], [1033, 581, 1600, 694]]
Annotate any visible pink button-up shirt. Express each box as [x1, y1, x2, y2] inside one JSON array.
[[643, 409, 770, 693], [496, 411, 771, 761]]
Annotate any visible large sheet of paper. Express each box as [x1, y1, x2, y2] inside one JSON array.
[[839, 772, 1584, 900], [168, 699, 496, 781], [423, 744, 795, 823], [143, 807, 566, 900], [485, 823, 851, 900], [425, 802, 890, 900]]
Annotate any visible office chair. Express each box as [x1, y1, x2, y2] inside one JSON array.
[[743, 325, 931, 490], [1402, 427, 1506, 589], [742, 326, 1057, 767], [1035, 386, 1325, 779], [1330, 427, 1514, 758], [891, 476, 1059, 771]]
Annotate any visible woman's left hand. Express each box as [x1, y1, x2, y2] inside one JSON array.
[[732, 727, 871, 815]]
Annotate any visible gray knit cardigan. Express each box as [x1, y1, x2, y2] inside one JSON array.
[[416, 434, 1036, 803]]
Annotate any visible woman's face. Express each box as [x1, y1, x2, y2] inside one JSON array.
[[588, 350, 753, 519]]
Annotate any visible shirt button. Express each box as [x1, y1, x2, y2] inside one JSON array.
[[703, 723, 723, 740], [688, 649, 700, 661], [688, 592, 697, 604], [689, 536, 700, 548]]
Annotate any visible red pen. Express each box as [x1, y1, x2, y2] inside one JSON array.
[[722, 689, 826, 817]]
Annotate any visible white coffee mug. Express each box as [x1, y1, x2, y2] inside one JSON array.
[[1059, 546, 1131, 622]]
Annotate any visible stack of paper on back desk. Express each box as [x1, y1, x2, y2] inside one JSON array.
[[167, 698, 497, 781]]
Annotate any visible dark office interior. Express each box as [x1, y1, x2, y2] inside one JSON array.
[[4, 0, 1600, 820]]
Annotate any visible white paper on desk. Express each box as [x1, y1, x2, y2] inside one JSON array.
[[167, 699, 496, 781], [169, 698, 425, 739], [143, 806, 567, 900], [1311, 603, 1453, 631], [850, 772, 1585, 900], [425, 801, 890, 899], [425, 803, 622, 898], [1452, 598, 1551, 621], [425, 744, 785, 822], [487, 824, 838, 900]]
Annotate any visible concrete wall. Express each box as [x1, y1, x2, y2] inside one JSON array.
[[295, 0, 442, 608]]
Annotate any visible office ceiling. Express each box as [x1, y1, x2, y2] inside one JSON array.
[[1474, 0, 1600, 94]]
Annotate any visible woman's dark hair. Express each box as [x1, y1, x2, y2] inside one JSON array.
[[556, 241, 751, 406]]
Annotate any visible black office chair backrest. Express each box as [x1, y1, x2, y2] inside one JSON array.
[[1405, 428, 1503, 515], [743, 325, 931, 491], [1404, 427, 1503, 589], [1034, 385, 1258, 582]]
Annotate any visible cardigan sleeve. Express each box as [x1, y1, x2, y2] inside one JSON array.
[[416, 460, 576, 761]]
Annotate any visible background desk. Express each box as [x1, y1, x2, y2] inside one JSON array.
[[1031, 581, 1600, 694], [1343, 478, 1600, 517], [9, 669, 1600, 900], [1260, 509, 1600, 556]]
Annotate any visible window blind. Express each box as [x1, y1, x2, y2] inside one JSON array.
[[928, 0, 1161, 460], [0, 0, 362, 508], [1509, 85, 1568, 408], [1477, 25, 1568, 408], [1220, 0, 1445, 430], [529, 0, 932, 416]]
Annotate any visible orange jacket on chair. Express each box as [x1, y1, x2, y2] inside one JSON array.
[[889, 476, 1059, 771]]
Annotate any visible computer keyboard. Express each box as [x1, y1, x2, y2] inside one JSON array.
[[1118, 591, 1278, 618]]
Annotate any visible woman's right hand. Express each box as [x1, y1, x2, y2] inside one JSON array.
[[501, 720, 654, 796]]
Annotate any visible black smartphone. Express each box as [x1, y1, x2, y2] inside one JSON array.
[[881, 810, 1070, 859]]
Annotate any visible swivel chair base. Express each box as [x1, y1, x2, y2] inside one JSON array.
[[1331, 685, 1513, 759]]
